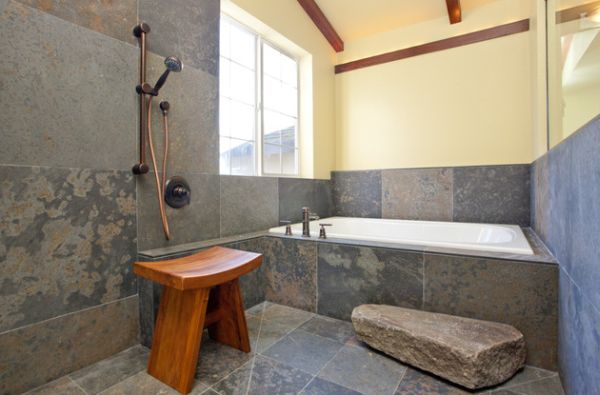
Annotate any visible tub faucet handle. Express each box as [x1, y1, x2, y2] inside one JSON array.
[[319, 223, 332, 239], [280, 220, 292, 236]]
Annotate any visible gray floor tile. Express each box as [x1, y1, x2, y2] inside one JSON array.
[[246, 301, 269, 318], [196, 339, 253, 385], [395, 368, 472, 395], [254, 317, 300, 353], [493, 367, 557, 391], [262, 303, 314, 327], [98, 371, 207, 394], [493, 376, 564, 395], [298, 316, 355, 344], [300, 377, 363, 395], [69, 345, 149, 394], [23, 377, 86, 395], [247, 315, 261, 351], [211, 355, 312, 395], [262, 329, 343, 375], [318, 345, 407, 395]]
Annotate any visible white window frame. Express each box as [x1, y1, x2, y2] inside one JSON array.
[[220, 14, 300, 177]]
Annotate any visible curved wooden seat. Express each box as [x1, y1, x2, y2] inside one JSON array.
[[133, 246, 262, 290], [133, 246, 263, 394]]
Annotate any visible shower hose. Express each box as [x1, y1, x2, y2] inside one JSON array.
[[146, 95, 171, 240]]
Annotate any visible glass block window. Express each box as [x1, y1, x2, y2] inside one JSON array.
[[219, 15, 299, 176]]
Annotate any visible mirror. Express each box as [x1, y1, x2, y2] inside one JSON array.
[[548, 0, 600, 147]]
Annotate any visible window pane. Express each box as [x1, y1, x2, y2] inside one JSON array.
[[281, 54, 297, 87], [220, 19, 230, 60], [230, 62, 255, 104], [282, 148, 298, 175], [219, 97, 231, 137], [263, 143, 281, 174], [263, 43, 281, 79], [230, 139, 255, 176], [229, 22, 255, 69], [219, 60, 230, 99], [230, 101, 254, 141], [264, 110, 295, 145], [263, 75, 281, 112], [281, 85, 297, 117], [219, 137, 231, 175]]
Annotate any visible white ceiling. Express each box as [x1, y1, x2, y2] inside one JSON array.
[[315, 0, 501, 41]]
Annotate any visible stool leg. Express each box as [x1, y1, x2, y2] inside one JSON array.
[[148, 286, 209, 394], [207, 278, 251, 353]]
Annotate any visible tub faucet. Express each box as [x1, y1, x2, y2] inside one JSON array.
[[301, 207, 319, 237]]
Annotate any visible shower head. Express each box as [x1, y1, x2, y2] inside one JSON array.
[[164, 56, 183, 72], [151, 56, 183, 95]]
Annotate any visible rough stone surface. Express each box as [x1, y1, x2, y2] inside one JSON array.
[[351, 304, 526, 390]]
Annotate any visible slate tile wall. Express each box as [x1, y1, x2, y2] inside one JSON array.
[[333, 165, 531, 226], [531, 115, 600, 394]]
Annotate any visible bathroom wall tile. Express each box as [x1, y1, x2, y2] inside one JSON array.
[[332, 171, 382, 218], [137, 172, 220, 250], [0, 296, 139, 395], [530, 155, 550, 242], [138, 278, 156, 348], [279, 178, 333, 223], [382, 168, 453, 221], [318, 244, 423, 321], [139, 0, 220, 76], [0, 0, 8, 14], [220, 175, 279, 237], [423, 254, 558, 370], [0, 166, 137, 332], [15, 0, 137, 44], [313, 179, 334, 219], [279, 178, 315, 223], [261, 237, 317, 312], [227, 238, 266, 309], [0, 2, 137, 170], [453, 165, 530, 226], [558, 269, 600, 395], [144, 52, 219, 175]]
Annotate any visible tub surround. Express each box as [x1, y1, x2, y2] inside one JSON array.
[[138, 228, 558, 370], [531, 115, 600, 395], [333, 164, 531, 226]]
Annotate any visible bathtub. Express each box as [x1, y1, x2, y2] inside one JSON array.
[[268, 217, 534, 255]]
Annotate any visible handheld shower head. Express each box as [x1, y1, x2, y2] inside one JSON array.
[[151, 56, 183, 95]]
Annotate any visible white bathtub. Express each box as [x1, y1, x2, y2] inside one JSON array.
[[268, 217, 534, 255]]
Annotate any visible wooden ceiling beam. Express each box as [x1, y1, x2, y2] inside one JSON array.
[[446, 0, 462, 24], [297, 0, 344, 52]]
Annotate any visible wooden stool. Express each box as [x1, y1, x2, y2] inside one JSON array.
[[134, 246, 262, 394]]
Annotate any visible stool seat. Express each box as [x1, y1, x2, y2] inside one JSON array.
[[133, 246, 262, 394], [134, 246, 262, 290]]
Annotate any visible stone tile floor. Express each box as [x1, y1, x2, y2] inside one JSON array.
[[24, 302, 565, 395]]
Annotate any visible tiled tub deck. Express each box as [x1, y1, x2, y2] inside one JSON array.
[[139, 229, 559, 371], [25, 302, 563, 395]]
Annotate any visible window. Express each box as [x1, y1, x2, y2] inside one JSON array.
[[219, 15, 299, 176]]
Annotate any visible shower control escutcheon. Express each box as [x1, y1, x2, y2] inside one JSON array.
[[165, 176, 191, 208]]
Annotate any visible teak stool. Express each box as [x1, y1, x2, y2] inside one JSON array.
[[133, 246, 262, 394]]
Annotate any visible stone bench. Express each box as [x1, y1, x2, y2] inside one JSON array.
[[351, 305, 526, 389]]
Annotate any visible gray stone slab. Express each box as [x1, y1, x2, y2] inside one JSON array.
[[423, 254, 558, 370], [195, 338, 253, 385], [0, 2, 137, 170], [332, 171, 382, 218], [395, 367, 474, 395], [211, 355, 313, 394], [317, 243, 423, 321], [382, 168, 453, 221], [137, 172, 220, 250], [15, 0, 137, 44], [300, 377, 362, 395], [263, 329, 343, 374], [100, 371, 208, 395], [0, 296, 139, 395], [530, 155, 550, 243], [229, 238, 265, 308], [220, 175, 279, 237], [279, 178, 316, 223], [0, 166, 137, 332], [261, 303, 314, 328], [453, 165, 530, 226], [261, 237, 317, 312], [318, 344, 407, 395], [298, 316, 355, 344], [139, 0, 219, 76], [69, 345, 149, 394], [352, 305, 526, 389], [144, 52, 219, 175], [495, 375, 564, 395], [0, 0, 8, 14], [23, 377, 86, 395]]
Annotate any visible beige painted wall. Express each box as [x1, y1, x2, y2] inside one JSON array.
[[335, 0, 543, 170], [224, 0, 336, 179]]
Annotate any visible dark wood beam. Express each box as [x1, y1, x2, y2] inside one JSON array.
[[556, 0, 600, 24], [297, 0, 344, 52], [446, 0, 462, 24], [335, 19, 530, 74]]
